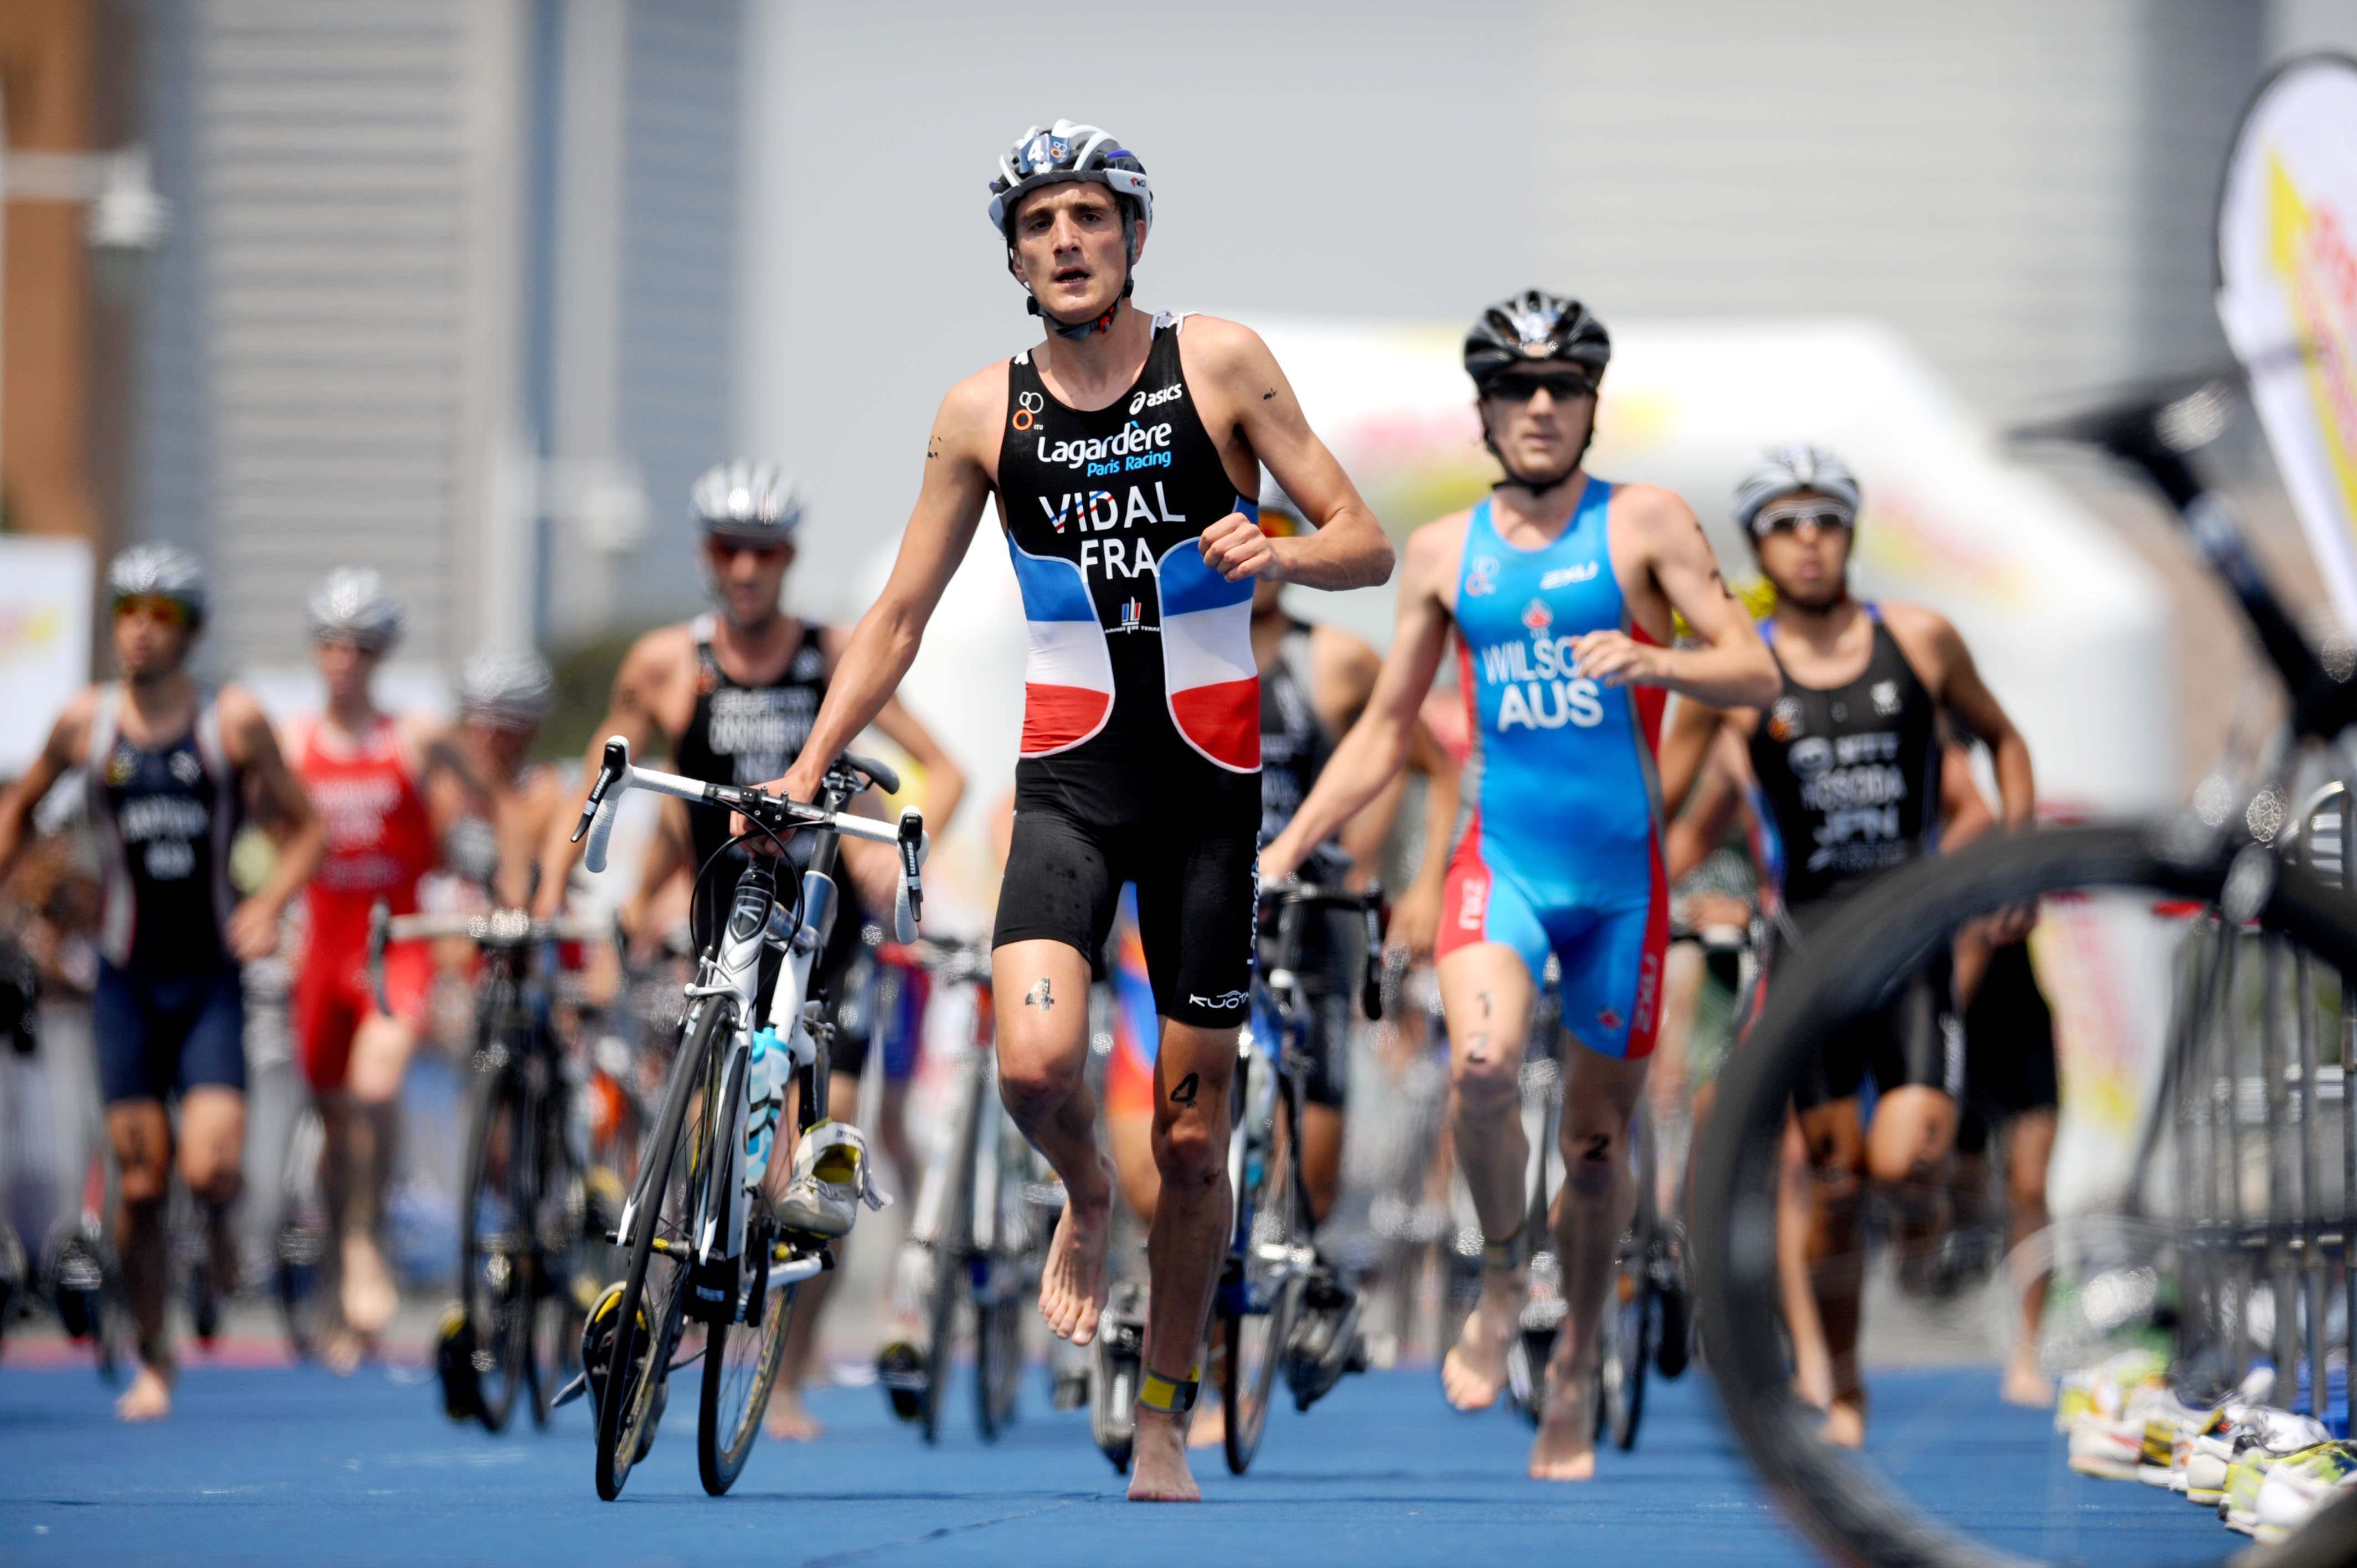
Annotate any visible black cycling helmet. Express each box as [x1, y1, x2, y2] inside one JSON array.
[[1463, 290, 1611, 388], [987, 120, 1154, 341]]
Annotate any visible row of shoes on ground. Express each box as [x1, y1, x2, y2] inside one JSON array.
[[2060, 1352, 2355, 1543]]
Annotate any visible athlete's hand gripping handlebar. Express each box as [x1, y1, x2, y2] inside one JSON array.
[[568, 734, 929, 936]]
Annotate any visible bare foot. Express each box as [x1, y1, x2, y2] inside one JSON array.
[[1528, 1366, 1597, 1481], [1127, 1409, 1202, 1502], [1821, 1392, 1867, 1448], [320, 1327, 368, 1378], [116, 1364, 172, 1422], [2000, 1349, 2054, 1409], [764, 1385, 823, 1442], [341, 1234, 398, 1338], [1441, 1270, 1525, 1412], [1039, 1179, 1113, 1347]]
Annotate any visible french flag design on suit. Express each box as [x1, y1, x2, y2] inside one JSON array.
[[1008, 536, 1115, 756], [1155, 498, 1260, 773]]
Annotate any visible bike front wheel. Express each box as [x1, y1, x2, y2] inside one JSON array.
[[1691, 822, 2357, 1568], [596, 998, 724, 1500], [459, 1054, 532, 1434], [1222, 1069, 1309, 1475]]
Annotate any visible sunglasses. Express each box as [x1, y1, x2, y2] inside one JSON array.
[[115, 594, 192, 628], [1481, 371, 1598, 405], [1258, 509, 1307, 540], [705, 536, 788, 564], [1750, 499, 1855, 538]]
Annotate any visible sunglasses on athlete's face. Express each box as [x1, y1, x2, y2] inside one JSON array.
[[705, 536, 788, 565], [115, 594, 192, 630], [1483, 372, 1598, 405], [1750, 500, 1855, 539]]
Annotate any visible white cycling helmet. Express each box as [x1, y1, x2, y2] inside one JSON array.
[[457, 650, 555, 731], [108, 543, 207, 628], [986, 120, 1152, 246], [1733, 444, 1864, 535], [305, 566, 405, 652], [691, 460, 804, 541]]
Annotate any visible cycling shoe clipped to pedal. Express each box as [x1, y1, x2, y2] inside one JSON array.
[[876, 1339, 926, 1423], [434, 1302, 482, 1423], [774, 1121, 891, 1240], [1089, 1280, 1147, 1473]]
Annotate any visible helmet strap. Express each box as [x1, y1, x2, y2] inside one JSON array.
[[1479, 416, 1594, 501], [1028, 274, 1133, 339]]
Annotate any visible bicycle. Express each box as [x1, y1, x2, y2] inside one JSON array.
[[1215, 876, 1384, 1474], [368, 902, 605, 1432], [884, 936, 1059, 1445], [1689, 376, 2357, 1567], [566, 737, 924, 1500]]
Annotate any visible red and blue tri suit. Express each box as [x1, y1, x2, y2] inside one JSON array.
[[1434, 479, 1670, 1059]]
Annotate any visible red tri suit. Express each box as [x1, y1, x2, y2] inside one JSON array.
[[292, 715, 439, 1091]]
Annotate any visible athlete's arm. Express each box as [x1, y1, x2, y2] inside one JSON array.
[[0, 692, 93, 895], [1183, 318, 1393, 592], [1664, 755, 1741, 884], [1937, 740, 1999, 851], [219, 684, 324, 962], [776, 370, 999, 808], [1656, 694, 1732, 821], [1572, 487, 1779, 710], [1386, 721, 1460, 962], [1905, 607, 2035, 830], [1309, 627, 1403, 887], [533, 628, 677, 915], [1261, 523, 1454, 884]]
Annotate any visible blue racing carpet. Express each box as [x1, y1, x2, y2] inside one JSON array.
[[0, 1363, 2235, 1566]]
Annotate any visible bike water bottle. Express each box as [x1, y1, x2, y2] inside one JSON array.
[[744, 1026, 788, 1189]]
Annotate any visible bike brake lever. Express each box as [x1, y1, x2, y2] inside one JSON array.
[[894, 808, 925, 942], [572, 737, 632, 845]]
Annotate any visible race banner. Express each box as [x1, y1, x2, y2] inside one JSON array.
[[2216, 53, 2357, 632]]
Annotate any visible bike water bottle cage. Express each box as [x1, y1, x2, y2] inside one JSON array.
[[1139, 1363, 1203, 1415]]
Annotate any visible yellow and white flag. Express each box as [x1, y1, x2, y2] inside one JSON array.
[[2217, 53, 2357, 631]]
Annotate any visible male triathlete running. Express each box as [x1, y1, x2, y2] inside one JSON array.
[[767, 121, 1391, 1501], [535, 459, 964, 1444], [287, 569, 442, 1370], [0, 546, 322, 1420], [1656, 444, 2034, 1447], [1262, 291, 1778, 1481], [430, 651, 567, 906], [1102, 478, 1455, 1427]]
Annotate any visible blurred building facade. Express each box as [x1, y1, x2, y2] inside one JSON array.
[[6, 0, 2356, 675]]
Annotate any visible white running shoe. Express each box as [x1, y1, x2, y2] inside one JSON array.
[[773, 1121, 890, 1239], [2068, 1412, 2147, 1481], [2253, 1440, 2357, 1546]]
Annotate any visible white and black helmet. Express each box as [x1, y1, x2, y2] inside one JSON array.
[[305, 566, 405, 652], [1733, 444, 1864, 534], [107, 543, 207, 627], [457, 650, 555, 731], [986, 120, 1152, 249], [691, 460, 804, 541]]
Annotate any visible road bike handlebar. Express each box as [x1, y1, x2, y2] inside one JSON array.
[[1259, 879, 1387, 1022], [569, 736, 928, 942], [363, 903, 606, 1016]]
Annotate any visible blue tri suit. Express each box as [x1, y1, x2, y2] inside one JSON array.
[[1435, 479, 1669, 1059]]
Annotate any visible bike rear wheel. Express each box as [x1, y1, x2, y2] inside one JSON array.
[[1223, 1065, 1309, 1475], [1597, 1251, 1650, 1451], [1691, 823, 2357, 1568], [698, 1047, 794, 1495], [922, 1057, 981, 1445], [595, 998, 724, 1500], [459, 1054, 532, 1434]]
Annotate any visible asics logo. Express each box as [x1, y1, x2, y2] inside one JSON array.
[[1128, 384, 1183, 416]]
